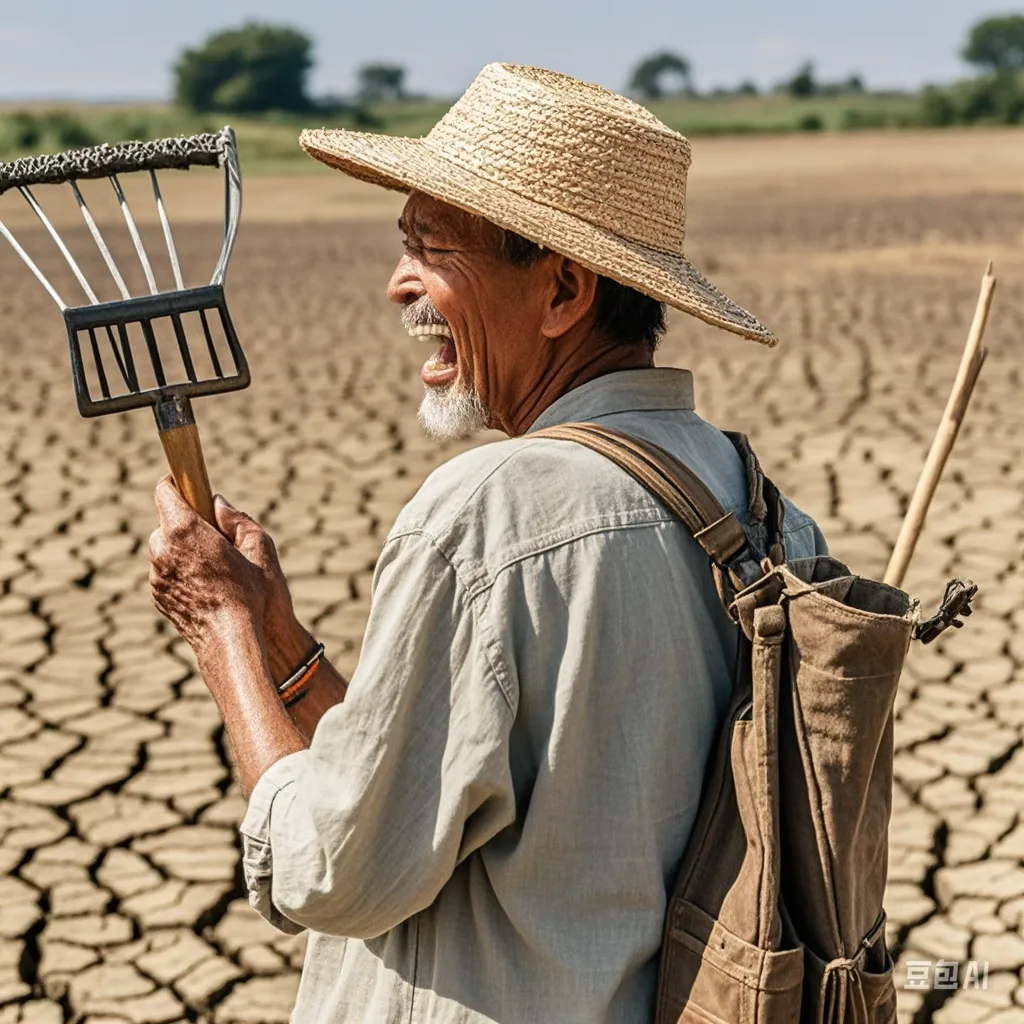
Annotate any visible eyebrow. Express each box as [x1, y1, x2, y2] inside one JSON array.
[[397, 216, 438, 237]]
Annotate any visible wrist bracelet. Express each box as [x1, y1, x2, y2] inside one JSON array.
[[278, 641, 325, 707], [283, 685, 310, 710]]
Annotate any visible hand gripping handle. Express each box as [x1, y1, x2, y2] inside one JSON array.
[[154, 396, 217, 527]]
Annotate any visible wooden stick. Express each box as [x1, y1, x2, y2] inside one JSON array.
[[884, 262, 997, 588], [160, 420, 217, 527], [154, 396, 218, 528]]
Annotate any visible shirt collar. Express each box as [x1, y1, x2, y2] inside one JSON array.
[[526, 368, 695, 433]]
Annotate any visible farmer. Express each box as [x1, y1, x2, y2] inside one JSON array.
[[149, 64, 826, 1022]]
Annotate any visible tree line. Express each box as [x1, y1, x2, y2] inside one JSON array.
[[920, 14, 1024, 124], [173, 23, 408, 122], [2, 13, 1019, 159], [167, 14, 1024, 125]]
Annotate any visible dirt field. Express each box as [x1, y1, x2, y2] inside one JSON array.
[[0, 128, 1022, 1023]]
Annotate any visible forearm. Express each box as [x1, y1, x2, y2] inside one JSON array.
[[199, 615, 308, 796], [265, 617, 349, 743]]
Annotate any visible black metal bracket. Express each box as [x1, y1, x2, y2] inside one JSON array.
[[63, 284, 250, 417], [914, 578, 978, 645]]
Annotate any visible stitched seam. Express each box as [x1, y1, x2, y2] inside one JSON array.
[[550, 404, 697, 423], [468, 516, 692, 600], [386, 436, 686, 549], [790, 659, 845, 949], [373, 528, 518, 716], [407, 913, 420, 1024], [386, 442, 540, 543]]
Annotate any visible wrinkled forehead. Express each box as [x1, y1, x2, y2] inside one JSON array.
[[399, 191, 501, 246]]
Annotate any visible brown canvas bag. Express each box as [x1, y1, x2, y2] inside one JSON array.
[[534, 422, 921, 1024]]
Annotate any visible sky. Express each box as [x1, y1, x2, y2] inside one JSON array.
[[0, 1, 1006, 101]]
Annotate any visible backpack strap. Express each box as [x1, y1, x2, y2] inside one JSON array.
[[532, 422, 767, 603]]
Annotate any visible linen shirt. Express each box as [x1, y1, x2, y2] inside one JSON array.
[[241, 368, 827, 1024]]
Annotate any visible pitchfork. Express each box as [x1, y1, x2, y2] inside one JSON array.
[[0, 127, 249, 526]]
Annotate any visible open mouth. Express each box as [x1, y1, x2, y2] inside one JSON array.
[[408, 324, 458, 387]]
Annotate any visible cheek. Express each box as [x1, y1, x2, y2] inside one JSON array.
[[424, 271, 486, 355]]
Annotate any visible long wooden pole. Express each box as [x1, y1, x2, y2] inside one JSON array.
[[884, 262, 996, 588]]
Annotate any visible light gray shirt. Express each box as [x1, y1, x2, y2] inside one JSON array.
[[240, 368, 826, 1024]]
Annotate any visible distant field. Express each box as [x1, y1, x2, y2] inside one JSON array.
[[648, 92, 919, 135], [1, 122, 1022, 1024], [0, 92, 925, 171]]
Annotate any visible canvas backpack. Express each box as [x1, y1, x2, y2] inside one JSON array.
[[533, 422, 972, 1024]]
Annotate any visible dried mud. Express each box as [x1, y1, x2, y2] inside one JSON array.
[[0, 131, 1022, 1023]]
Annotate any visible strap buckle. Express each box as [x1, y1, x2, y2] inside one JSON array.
[[694, 512, 748, 564], [914, 578, 978, 644]]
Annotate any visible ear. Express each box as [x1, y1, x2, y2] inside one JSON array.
[[540, 257, 599, 340]]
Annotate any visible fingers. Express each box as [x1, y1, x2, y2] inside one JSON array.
[[153, 474, 202, 533], [215, 495, 276, 565]]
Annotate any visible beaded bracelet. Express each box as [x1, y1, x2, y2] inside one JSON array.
[[277, 641, 325, 708]]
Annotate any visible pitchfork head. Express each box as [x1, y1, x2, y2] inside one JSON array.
[[0, 127, 249, 418]]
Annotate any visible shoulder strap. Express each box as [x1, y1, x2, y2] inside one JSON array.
[[532, 422, 756, 577]]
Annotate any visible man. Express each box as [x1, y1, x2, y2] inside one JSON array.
[[149, 64, 827, 1023]]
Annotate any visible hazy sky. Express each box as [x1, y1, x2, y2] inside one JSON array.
[[0, 1, 1003, 101]]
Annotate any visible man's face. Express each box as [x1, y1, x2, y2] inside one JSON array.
[[387, 192, 557, 440]]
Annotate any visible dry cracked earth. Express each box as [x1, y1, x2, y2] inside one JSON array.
[[0, 131, 1022, 1022]]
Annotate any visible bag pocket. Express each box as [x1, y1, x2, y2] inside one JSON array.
[[802, 914, 897, 1024], [658, 898, 804, 1024]]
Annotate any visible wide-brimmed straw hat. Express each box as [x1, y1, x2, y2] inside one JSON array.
[[300, 63, 776, 345]]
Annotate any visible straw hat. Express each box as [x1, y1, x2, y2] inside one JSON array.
[[301, 63, 776, 345]]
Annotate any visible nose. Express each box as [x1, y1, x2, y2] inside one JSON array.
[[386, 254, 425, 307]]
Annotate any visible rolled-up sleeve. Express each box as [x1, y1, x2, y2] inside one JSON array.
[[239, 529, 516, 939]]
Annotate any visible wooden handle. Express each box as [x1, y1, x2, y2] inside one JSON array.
[[884, 262, 996, 589], [159, 419, 217, 527]]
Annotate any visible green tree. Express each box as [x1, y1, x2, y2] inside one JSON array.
[[356, 64, 407, 103], [628, 52, 692, 99], [960, 71, 1024, 123], [919, 84, 958, 126], [786, 62, 817, 98], [174, 23, 313, 114], [962, 14, 1024, 72], [40, 111, 95, 148], [6, 112, 40, 148]]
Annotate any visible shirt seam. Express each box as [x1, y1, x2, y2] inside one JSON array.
[[388, 436, 674, 549], [470, 516, 687, 599], [381, 528, 519, 716], [393, 442, 540, 542], [387, 508, 819, 603], [530, 403, 697, 429]]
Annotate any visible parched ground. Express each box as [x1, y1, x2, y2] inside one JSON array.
[[0, 128, 1022, 1023]]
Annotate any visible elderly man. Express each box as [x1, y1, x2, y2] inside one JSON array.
[[150, 64, 826, 1023]]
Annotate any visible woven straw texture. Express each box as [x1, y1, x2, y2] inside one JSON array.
[[300, 64, 776, 345], [0, 128, 231, 196]]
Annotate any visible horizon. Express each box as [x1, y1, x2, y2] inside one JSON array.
[[0, 1, 1001, 104]]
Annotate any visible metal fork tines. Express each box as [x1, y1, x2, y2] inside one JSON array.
[[0, 127, 246, 417], [64, 286, 249, 416]]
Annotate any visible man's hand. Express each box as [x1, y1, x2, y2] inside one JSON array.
[[149, 476, 269, 666], [212, 495, 316, 681], [150, 478, 314, 681], [150, 476, 348, 758]]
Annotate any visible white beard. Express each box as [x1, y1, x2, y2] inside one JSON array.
[[418, 384, 490, 441]]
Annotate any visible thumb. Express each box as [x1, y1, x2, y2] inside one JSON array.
[[215, 495, 267, 559], [214, 494, 250, 543]]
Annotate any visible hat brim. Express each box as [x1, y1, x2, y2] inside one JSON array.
[[300, 128, 777, 346]]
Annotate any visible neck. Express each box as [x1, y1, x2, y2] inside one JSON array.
[[501, 338, 654, 436]]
